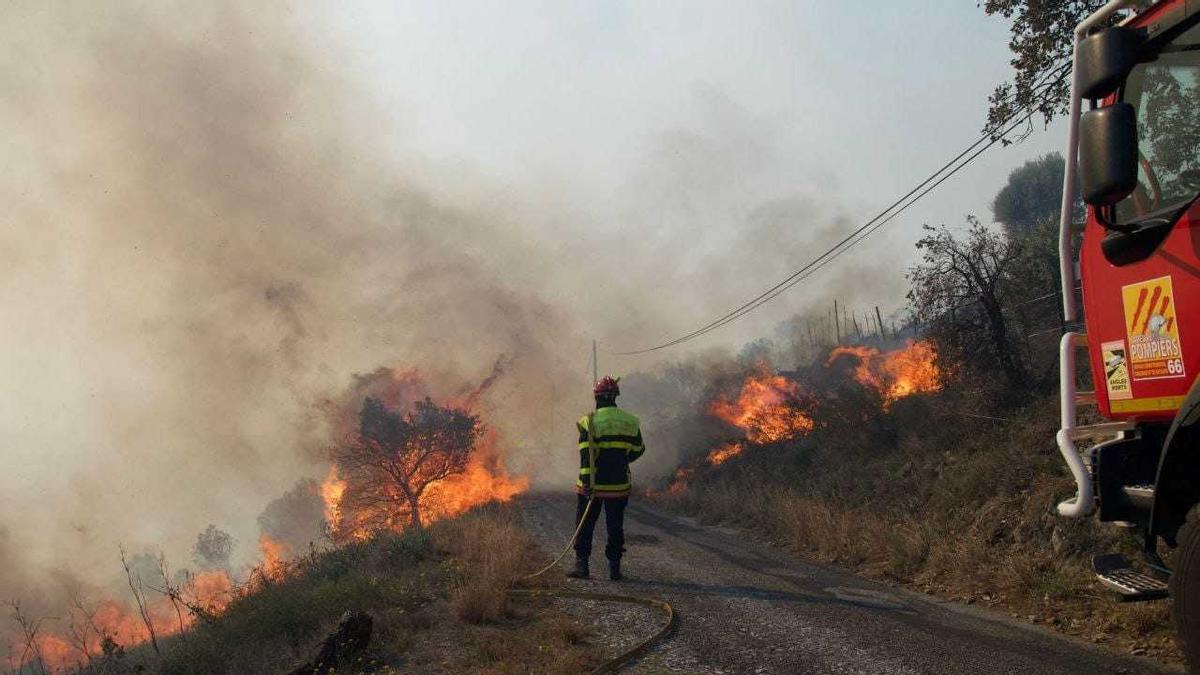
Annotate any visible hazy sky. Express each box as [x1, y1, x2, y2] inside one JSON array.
[[320, 0, 1063, 350]]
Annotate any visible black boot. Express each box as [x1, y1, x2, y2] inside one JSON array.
[[608, 559, 624, 581], [566, 558, 589, 579]]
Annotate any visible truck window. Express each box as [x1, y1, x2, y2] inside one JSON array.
[[1115, 20, 1200, 224]]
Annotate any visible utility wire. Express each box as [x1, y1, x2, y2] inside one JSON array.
[[613, 62, 1072, 356]]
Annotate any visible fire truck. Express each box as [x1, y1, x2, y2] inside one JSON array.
[[1057, 0, 1200, 665]]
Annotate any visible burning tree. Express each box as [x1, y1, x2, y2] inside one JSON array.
[[332, 396, 483, 533]]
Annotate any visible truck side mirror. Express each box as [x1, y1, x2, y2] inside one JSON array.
[[1078, 26, 1140, 100], [1079, 103, 1138, 206]]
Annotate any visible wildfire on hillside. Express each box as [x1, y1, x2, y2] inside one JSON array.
[[258, 534, 293, 582], [707, 442, 744, 465], [709, 368, 815, 444], [321, 444, 527, 544], [322, 366, 528, 544], [10, 365, 528, 672], [18, 568, 238, 672], [827, 339, 941, 405], [673, 340, 942, 479]]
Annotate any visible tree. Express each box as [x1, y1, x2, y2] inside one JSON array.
[[907, 217, 1029, 389], [992, 153, 1067, 236], [1137, 64, 1200, 201], [257, 479, 326, 551], [981, 1, 1110, 138], [332, 397, 482, 533], [191, 525, 234, 570]]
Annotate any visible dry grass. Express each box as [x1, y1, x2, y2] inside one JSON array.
[[400, 504, 598, 674], [650, 392, 1183, 665], [84, 505, 597, 674], [431, 505, 528, 623]]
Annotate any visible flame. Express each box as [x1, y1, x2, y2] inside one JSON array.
[[423, 445, 529, 522], [190, 569, 235, 614], [706, 442, 744, 465], [666, 467, 693, 496], [9, 364, 531, 671], [27, 634, 78, 672], [709, 367, 814, 443], [661, 341, 941, 497], [827, 339, 941, 405], [323, 370, 529, 543], [258, 534, 292, 580], [881, 340, 941, 399], [14, 583, 235, 672], [320, 464, 346, 530]]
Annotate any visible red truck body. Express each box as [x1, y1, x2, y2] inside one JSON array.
[[1078, 0, 1200, 423], [1080, 201, 1200, 421]]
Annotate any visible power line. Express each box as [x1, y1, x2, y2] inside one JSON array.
[[613, 63, 1072, 356], [615, 63, 1070, 355]]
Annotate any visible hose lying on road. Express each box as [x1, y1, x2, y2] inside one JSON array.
[[510, 496, 676, 674]]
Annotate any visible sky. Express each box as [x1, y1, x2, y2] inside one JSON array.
[[0, 0, 1066, 597], [315, 0, 1064, 355]]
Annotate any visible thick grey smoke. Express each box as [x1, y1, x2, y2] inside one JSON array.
[[0, 1, 899, 606]]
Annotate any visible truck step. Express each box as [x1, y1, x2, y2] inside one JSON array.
[[1120, 484, 1155, 511], [1093, 554, 1169, 602]]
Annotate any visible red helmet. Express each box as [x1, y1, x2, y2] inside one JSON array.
[[593, 376, 621, 397]]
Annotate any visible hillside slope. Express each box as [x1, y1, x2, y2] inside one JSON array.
[[648, 390, 1180, 665]]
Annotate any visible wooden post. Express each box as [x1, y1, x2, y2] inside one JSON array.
[[875, 306, 885, 339], [834, 300, 841, 344]]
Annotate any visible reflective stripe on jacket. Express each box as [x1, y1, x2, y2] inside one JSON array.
[[577, 405, 644, 497]]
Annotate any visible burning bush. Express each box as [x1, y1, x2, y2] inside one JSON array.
[[827, 339, 942, 406], [3, 365, 531, 671], [331, 397, 484, 536], [653, 340, 943, 490], [323, 367, 528, 543], [709, 367, 816, 443]]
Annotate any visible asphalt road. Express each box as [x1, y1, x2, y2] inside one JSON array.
[[519, 493, 1179, 675]]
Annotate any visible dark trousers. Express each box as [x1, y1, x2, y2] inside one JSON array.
[[574, 494, 628, 562]]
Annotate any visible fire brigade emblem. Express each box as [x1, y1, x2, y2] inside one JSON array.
[[1121, 276, 1185, 381], [1101, 340, 1132, 400]]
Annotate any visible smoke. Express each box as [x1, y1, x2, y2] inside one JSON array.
[[0, 0, 912, 609]]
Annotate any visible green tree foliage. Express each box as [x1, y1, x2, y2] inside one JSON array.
[[907, 211, 1066, 396], [333, 397, 482, 533], [981, 1, 1109, 136], [908, 218, 1031, 390], [992, 153, 1066, 235], [1131, 63, 1200, 207]]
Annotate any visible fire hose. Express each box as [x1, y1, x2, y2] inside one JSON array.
[[508, 414, 675, 674]]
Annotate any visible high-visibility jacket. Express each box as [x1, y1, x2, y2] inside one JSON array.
[[577, 404, 645, 498]]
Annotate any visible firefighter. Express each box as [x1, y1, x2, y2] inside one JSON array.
[[567, 376, 645, 581]]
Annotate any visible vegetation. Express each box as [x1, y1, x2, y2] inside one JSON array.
[[642, 156, 1180, 663], [992, 153, 1068, 236], [334, 397, 483, 531], [192, 525, 235, 571], [78, 506, 596, 674], [650, 387, 1176, 661], [981, 1, 1109, 137]]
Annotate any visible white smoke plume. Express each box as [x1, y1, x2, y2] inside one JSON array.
[[0, 1, 893, 604]]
